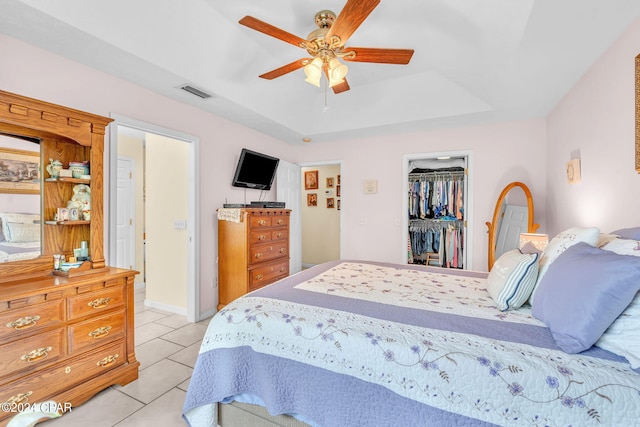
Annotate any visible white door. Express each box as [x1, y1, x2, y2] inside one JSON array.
[[276, 160, 302, 274], [116, 157, 135, 270], [495, 205, 528, 259]]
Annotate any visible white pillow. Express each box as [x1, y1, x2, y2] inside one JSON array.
[[602, 238, 640, 257], [5, 222, 41, 243], [596, 293, 640, 369], [530, 226, 600, 303], [487, 249, 539, 311]]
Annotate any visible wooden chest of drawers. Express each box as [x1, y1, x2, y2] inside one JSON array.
[[217, 208, 291, 309], [0, 269, 138, 425]]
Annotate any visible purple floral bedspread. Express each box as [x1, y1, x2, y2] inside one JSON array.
[[183, 261, 640, 427]]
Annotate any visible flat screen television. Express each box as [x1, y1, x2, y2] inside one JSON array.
[[231, 148, 280, 191]]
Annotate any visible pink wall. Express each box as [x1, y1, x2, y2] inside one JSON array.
[[0, 34, 290, 316], [546, 16, 640, 234], [291, 119, 548, 269]]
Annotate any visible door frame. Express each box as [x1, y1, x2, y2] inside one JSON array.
[[108, 114, 200, 322], [298, 160, 344, 265], [402, 150, 474, 270]]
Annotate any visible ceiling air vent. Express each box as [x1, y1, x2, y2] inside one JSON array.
[[179, 84, 213, 99]]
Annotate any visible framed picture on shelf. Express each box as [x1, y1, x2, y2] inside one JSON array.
[[327, 198, 335, 208], [326, 177, 334, 188], [0, 148, 40, 194], [304, 170, 318, 190], [307, 193, 317, 206]]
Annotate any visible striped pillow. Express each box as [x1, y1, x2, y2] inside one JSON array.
[[487, 249, 539, 311]]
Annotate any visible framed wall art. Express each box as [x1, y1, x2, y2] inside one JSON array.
[[307, 193, 317, 206], [326, 177, 334, 188], [304, 170, 318, 190], [0, 147, 40, 194], [327, 197, 335, 208]]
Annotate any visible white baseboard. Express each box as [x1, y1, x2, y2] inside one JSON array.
[[144, 298, 187, 316]]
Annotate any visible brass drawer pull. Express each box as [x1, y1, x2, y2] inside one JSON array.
[[275, 232, 283, 238], [280, 267, 286, 273], [88, 297, 111, 309], [21, 346, 52, 363], [97, 354, 119, 367], [257, 220, 267, 226], [88, 325, 112, 339], [258, 234, 266, 240], [255, 253, 263, 259], [7, 315, 41, 330], [276, 219, 284, 225], [5, 391, 32, 406], [255, 274, 264, 281], [279, 248, 286, 253]]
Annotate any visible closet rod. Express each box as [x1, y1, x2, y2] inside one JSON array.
[[408, 171, 465, 180]]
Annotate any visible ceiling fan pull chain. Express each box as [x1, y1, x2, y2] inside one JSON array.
[[323, 77, 330, 112]]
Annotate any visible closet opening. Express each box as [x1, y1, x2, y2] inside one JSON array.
[[402, 151, 474, 270]]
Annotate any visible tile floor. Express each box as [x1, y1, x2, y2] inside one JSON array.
[[42, 288, 211, 427]]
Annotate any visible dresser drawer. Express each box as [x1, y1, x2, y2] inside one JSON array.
[[0, 329, 64, 379], [249, 259, 289, 291], [271, 216, 289, 228], [68, 309, 126, 355], [0, 299, 64, 342], [0, 340, 125, 420], [249, 216, 272, 229], [67, 286, 125, 320], [249, 240, 288, 265]]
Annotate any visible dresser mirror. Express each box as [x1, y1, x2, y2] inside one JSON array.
[[0, 133, 42, 263], [486, 182, 539, 270]]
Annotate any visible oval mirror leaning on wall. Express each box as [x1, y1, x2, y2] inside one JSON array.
[[0, 133, 42, 263], [486, 182, 539, 271]]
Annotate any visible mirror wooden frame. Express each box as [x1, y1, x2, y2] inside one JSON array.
[[635, 54, 640, 173], [485, 181, 540, 271]]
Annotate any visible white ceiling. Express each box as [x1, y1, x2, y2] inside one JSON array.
[[2, 0, 640, 145]]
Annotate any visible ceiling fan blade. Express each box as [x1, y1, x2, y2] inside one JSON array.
[[259, 59, 311, 80], [326, 0, 380, 46], [342, 47, 414, 64], [239, 16, 307, 48], [332, 78, 351, 94]]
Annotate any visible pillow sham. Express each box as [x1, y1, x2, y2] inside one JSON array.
[[5, 222, 40, 243], [0, 213, 40, 243], [487, 249, 539, 311], [602, 238, 640, 257], [531, 242, 640, 353], [519, 241, 542, 255], [611, 227, 640, 240], [530, 226, 600, 303], [596, 292, 640, 369]]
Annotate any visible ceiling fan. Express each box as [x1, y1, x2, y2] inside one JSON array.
[[239, 0, 414, 94]]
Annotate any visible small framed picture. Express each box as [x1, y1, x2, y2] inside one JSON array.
[[304, 170, 318, 190], [327, 198, 335, 208], [57, 207, 69, 221], [337, 199, 341, 210], [336, 185, 341, 197], [69, 207, 80, 221], [337, 174, 341, 185], [326, 177, 334, 188], [307, 193, 317, 206]]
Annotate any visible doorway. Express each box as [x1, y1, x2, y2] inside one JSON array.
[[109, 115, 200, 322], [402, 150, 474, 270]]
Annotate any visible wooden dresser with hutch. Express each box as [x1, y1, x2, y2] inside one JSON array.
[[217, 208, 291, 309], [0, 90, 138, 425]]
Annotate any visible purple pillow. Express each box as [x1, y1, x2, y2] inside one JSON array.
[[531, 242, 640, 353], [611, 227, 640, 240]]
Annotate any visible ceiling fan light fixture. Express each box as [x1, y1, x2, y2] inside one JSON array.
[[328, 57, 348, 81], [304, 76, 322, 87]]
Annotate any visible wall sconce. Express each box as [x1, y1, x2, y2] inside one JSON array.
[[519, 233, 549, 252]]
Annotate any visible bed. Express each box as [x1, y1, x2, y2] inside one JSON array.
[[183, 227, 640, 427]]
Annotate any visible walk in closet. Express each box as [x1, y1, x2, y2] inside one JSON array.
[[407, 157, 467, 269]]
